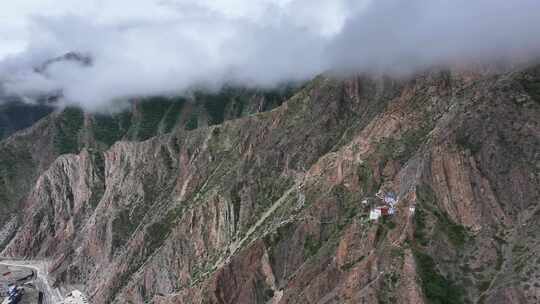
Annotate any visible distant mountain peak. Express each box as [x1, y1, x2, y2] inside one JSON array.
[[34, 51, 92, 74]]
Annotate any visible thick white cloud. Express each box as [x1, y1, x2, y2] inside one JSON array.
[[0, 0, 539, 111], [328, 0, 540, 74]]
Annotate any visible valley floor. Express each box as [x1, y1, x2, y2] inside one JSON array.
[[0, 260, 62, 304]]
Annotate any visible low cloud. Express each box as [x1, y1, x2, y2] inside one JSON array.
[[1, 0, 539, 111]]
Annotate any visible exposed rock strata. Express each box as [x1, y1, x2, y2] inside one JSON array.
[[1, 65, 539, 303]]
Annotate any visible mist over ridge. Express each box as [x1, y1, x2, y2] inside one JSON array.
[[1, 0, 539, 111]]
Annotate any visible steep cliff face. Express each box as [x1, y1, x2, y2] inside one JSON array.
[[0, 86, 294, 233], [1, 65, 539, 304]]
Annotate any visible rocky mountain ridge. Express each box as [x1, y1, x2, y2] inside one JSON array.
[[0, 64, 539, 304]]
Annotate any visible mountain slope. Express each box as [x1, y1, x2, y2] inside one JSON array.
[[0, 100, 54, 140], [1, 65, 539, 304], [0, 87, 295, 254]]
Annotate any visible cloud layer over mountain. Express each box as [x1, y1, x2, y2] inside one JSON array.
[[1, 0, 539, 110]]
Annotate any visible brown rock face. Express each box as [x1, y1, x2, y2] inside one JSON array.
[[3, 150, 103, 258], [1, 64, 539, 304]]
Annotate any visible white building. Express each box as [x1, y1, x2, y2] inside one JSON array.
[[62, 290, 89, 304]]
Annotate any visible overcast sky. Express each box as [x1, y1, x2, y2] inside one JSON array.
[[1, 0, 539, 111]]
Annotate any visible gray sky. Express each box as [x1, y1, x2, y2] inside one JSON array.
[[1, 0, 539, 111]]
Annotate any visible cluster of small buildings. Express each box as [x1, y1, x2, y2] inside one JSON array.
[[367, 190, 398, 221], [364, 188, 417, 221]]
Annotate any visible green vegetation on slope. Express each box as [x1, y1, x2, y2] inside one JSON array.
[[523, 81, 540, 102], [197, 86, 298, 125], [54, 107, 84, 154], [375, 125, 431, 166], [0, 145, 34, 219], [92, 111, 132, 147], [163, 97, 186, 132], [455, 127, 482, 154], [0, 102, 53, 140], [413, 249, 465, 304], [416, 184, 468, 248], [412, 184, 469, 304], [136, 97, 172, 140], [198, 91, 230, 125]]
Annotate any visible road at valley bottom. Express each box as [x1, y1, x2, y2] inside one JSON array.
[[0, 260, 63, 304]]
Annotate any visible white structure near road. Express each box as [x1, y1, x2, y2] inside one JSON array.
[[62, 290, 89, 304], [369, 208, 381, 220]]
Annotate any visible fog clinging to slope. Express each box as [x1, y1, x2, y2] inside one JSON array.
[[1, 0, 539, 110]]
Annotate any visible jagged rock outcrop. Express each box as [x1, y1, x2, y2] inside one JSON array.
[[1, 64, 539, 304], [0, 86, 293, 229]]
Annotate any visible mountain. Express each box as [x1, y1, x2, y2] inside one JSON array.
[[34, 51, 93, 74], [0, 51, 93, 140], [0, 86, 296, 237], [0, 64, 539, 304], [0, 99, 54, 140]]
